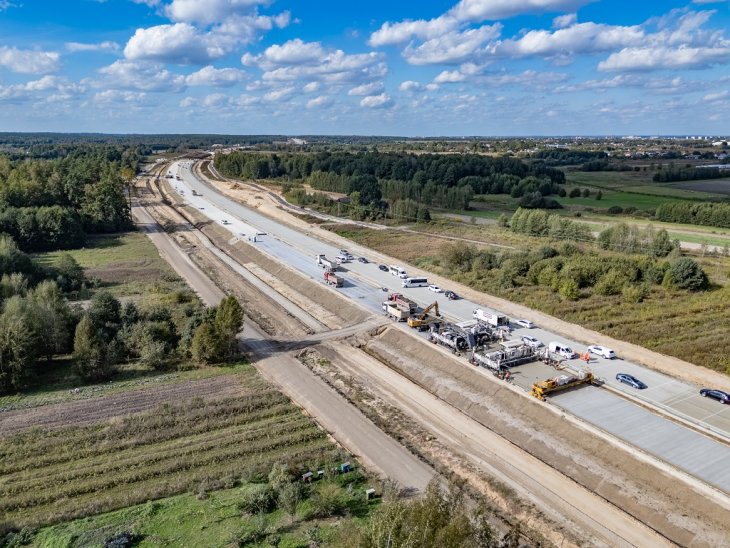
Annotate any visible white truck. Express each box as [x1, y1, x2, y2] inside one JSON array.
[[316, 254, 337, 271], [473, 308, 509, 328]]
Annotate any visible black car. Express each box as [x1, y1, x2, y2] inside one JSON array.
[[700, 388, 730, 404], [616, 373, 647, 390], [378, 264, 388, 272], [358, 257, 369, 264], [444, 290, 459, 300]]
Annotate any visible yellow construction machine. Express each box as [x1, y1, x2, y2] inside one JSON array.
[[407, 301, 440, 329], [531, 371, 594, 401]]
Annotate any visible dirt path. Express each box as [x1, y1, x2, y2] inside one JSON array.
[[0, 375, 242, 436]]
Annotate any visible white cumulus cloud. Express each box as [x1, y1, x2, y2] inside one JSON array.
[[0, 46, 60, 74], [97, 60, 186, 91], [360, 93, 393, 108], [598, 45, 730, 71], [185, 65, 246, 86], [306, 95, 332, 108]]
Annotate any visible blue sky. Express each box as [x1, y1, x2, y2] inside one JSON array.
[[0, 0, 729, 135]]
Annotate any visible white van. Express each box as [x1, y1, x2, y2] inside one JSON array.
[[389, 265, 406, 277], [548, 342, 577, 359]]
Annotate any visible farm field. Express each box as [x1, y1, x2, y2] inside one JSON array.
[[671, 179, 730, 196], [0, 365, 343, 530], [329, 224, 730, 373]]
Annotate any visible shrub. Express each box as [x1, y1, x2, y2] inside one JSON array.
[[239, 484, 277, 515], [669, 257, 708, 291], [594, 270, 628, 296], [568, 188, 581, 198], [596, 190, 603, 200], [607, 205, 623, 214], [311, 483, 346, 518], [622, 283, 649, 303], [559, 278, 579, 300]]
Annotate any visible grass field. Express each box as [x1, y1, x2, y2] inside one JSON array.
[[31, 475, 374, 548], [35, 232, 187, 298], [330, 225, 730, 373], [0, 365, 343, 530]]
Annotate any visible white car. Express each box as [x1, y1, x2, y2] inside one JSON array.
[[587, 345, 616, 359], [521, 335, 544, 349], [514, 319, 535, 329], [398, 272, 408, 279], [428, 284, 442, 293]]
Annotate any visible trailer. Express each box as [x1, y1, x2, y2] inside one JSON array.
[[428, 329, 468, 353], [473, 308, 510, 328], [324, 271, 343, 287], [387, 292, 418, 314], [316, 254, 338, 272], [383, 303, 409, 321], [531, 371, 594, 401]]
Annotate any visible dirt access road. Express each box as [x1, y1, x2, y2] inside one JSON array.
[[133, 180, 435, 493]]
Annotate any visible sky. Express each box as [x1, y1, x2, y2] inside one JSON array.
[[0, 0, 729, 136]]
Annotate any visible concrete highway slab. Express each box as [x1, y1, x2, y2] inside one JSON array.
[[553, 388, 730, 494]]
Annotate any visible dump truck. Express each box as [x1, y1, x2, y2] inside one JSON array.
[[531, 371, 593, 401], [316, 254, 337, 272], [408, 301, 440, 330], [324, 271, 343, 287], [388, 292, 418, 314], [383, 302, 409, 321], [473, 308, 509, 328]]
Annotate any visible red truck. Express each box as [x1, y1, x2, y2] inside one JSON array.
[[388, 292, 417, 314], [324, 271, 343, 287]]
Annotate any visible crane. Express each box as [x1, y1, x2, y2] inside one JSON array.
[[407, 301, 441, 329]]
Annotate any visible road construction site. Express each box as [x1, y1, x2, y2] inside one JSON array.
[[134, 158, 730, 546]]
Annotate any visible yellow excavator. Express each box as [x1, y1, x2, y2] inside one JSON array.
[[407, 301, 441, 329]]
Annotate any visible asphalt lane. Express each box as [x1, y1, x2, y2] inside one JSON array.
[[168, 161, 730, 493]]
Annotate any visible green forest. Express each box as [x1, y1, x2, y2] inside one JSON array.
[[215, 151, 566, 217]]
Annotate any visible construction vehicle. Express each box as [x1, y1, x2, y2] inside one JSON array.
[[324, 271, 343, 287], [473, 308, 509, 328], [383, 302, 409, 321], [471, 340, 535, 371], [316, 254, 337, 272], [387, 292, 417, 314], [531, 371, 594, 401], [407, 301, 440, 330], [429, 328, 468, 353]]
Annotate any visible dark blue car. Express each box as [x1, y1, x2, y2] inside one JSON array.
[[700, 389, 730, 404], [616, 373, 647, 389]]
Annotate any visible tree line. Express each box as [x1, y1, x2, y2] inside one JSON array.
[[215, 151, 565, 215], [652, 166, 727, 182], [656, 201, 730, 228], [532, 149, 607, 166], [0, 146, 133, 252]]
